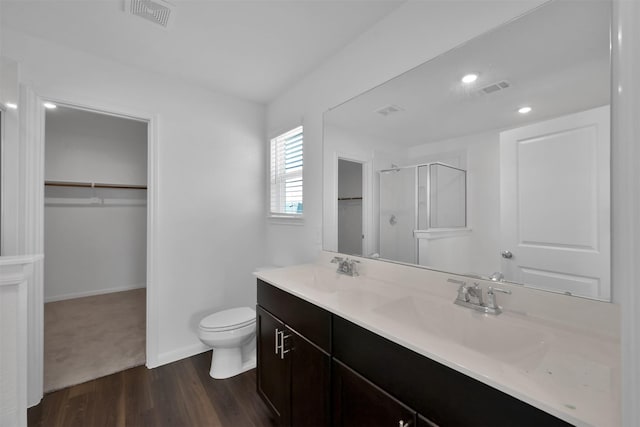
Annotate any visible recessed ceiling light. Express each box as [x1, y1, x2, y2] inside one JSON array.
[[461, 74, 478, 84], [6, 102, 17, 109], [43, 102, 57, 109], [518, 106, 532, 114]]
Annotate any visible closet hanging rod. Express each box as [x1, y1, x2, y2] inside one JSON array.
[[44, 180, 147, 190]]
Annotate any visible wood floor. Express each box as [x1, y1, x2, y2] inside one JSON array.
[[28, 351, 277, 427]]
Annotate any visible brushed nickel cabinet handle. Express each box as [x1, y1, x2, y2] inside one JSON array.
[[274, 328, 281, 355], [280, 334, 291, 359]]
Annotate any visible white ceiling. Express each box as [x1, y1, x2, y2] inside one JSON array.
[[0, 0, 404, 104], [325, 0, 611, 147]]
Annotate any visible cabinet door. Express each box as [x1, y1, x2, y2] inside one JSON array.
[[417, 414, 439, 427], [289, 328, 331, 427], [333, 360, 416, 427], [257, 306, 289, 425]]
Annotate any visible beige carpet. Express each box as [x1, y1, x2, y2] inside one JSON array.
[[44, 288, 146, 392]]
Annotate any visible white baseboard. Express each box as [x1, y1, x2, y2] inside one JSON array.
[[151, 342, 210, 369], [44, 283, 146, 303]]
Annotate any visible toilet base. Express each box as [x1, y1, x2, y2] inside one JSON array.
[[209, 347, 257, 380]]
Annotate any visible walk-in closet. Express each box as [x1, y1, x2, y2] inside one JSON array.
[[43, 105, 148, 392]]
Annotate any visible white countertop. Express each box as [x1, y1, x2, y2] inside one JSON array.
[[255, 262, 620, 427]]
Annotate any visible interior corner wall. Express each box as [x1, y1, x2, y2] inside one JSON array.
[[264, 0, 547, 267], [1, 29, 266, 366]]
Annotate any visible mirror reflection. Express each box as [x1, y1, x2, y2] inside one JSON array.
[[323, 0, 611, 301]]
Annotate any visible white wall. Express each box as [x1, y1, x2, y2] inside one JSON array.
[[2, 28, 266, 366], [265, 0, 547, 268], [45, 107, 147, 184], [0, 57, 20, 256], [44, 200, 147, 302], [44, 108, 148, 302]]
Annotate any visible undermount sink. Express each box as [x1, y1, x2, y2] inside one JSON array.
[[286, 266, 355, 293], [374, 296, 549, 368]]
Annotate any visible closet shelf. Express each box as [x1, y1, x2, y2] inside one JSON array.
[[45, 197, 146, 206], [44, 180, 147, 190]]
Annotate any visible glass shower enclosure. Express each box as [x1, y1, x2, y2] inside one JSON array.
[[378, 162, 467, 264]]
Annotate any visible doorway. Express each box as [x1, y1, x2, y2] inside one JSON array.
[[42, 104, 149, 392], [338, 159, 364, 256]]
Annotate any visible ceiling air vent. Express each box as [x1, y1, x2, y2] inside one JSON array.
[[124, 0, 175, 28], [478, 80, 511, 95], [374, 104, 405, 117]]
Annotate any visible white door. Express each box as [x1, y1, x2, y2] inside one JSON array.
[[500, 106, 610, 300]]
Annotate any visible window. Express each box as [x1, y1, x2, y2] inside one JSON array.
[[270, 126, 303, 217]]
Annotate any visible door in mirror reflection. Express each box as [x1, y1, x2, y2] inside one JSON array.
[[338, 159, 364, 256], [500, 106, 610, 299]]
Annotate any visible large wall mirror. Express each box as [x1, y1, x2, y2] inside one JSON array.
[[323, 0, 611, 301]]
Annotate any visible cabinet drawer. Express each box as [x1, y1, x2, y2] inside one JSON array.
[[333, 315, 572, 427], [257, 279, 331, 352]]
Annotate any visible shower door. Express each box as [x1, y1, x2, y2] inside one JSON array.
[[378, 168, 416, 264]]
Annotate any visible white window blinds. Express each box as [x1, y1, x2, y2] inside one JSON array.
[[270, 126, 303, 216]]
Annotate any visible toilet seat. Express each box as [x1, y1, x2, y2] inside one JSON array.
[[199, 307, 255, 332]]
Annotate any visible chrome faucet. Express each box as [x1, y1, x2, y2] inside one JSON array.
[[486, 286, 512, 314], [489, 272, 505, 282], [448, 278, 511, 315], [466, 282, 484, 306], [331, 256, 360, 276]]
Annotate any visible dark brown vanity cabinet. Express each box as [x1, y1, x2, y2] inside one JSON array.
[[257, 281, 331, 427], [257, 279, 571, 427], [256, 306, 289, 424], [332, 360, 418, 427]]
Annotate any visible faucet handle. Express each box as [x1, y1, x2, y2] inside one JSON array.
[[449, 278, 470, 303], [331, 256, 344, 264], [488, 286, 512, 295], [486, 286, 511, 313], [447, 278, 466, 286], [349, 259, 360, 276]]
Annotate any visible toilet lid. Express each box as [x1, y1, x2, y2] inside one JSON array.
[[200, 307, 255, 331]]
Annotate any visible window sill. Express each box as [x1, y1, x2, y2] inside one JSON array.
[[268, 215, 305, 226]]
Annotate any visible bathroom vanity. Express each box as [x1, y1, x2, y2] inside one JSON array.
[[255, 258, 619, 427]]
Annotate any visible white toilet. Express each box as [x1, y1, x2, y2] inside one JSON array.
[[198, 306, 256, 379]]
